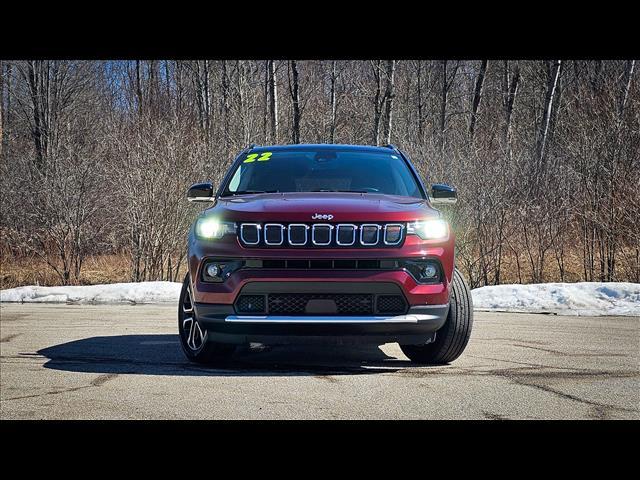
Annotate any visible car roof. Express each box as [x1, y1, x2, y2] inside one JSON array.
[[248, 144, 398, 154]]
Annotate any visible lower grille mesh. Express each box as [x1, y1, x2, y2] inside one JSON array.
[[268, 293, 373, 315], [236, 295, 265, 313], [376, 295, 407, 314], [234, 293, 408, 315]]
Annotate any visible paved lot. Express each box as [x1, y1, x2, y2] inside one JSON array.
[[1, 303, 638, 419]]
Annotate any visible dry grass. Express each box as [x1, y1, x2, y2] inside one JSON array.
[[1, 248, 637, 290], [461, 245, 640, 287], [0, 253, 132, 289]]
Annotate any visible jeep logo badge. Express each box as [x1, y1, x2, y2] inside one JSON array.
[[311, 213, 334, 220]]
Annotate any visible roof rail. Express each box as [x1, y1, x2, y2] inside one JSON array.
[[240, 143, 258, 154]]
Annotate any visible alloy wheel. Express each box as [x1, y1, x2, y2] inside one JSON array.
[[182, 285, 206, 351]]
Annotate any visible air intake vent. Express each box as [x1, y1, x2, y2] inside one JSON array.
[[376, 295, 407, 314], [268, 294, 373, 315], [235, 295, 266, 314]]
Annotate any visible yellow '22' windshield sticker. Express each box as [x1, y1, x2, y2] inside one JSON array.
[[244, 152, 272, 163]]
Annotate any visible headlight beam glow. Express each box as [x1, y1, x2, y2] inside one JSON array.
[[195, 218, 235, 239], [407, 219, 449, 240]]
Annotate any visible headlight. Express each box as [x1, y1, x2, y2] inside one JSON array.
[[406, 219, 449, 240], [195, 218, 236, 239]]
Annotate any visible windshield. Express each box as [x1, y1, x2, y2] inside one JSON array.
[[221, 148, 423, 198]]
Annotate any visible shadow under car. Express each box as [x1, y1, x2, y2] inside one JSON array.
[[36, 334, 422, 377]]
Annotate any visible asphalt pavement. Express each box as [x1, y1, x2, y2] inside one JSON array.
[[1, 303, 638, 419]]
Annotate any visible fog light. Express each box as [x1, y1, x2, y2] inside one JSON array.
[[206, 264, 220, 278], [422, 264, 437, 279]]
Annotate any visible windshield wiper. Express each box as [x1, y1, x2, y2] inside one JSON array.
[[222, 190, 279, 197], [311, 189, 369, 193]]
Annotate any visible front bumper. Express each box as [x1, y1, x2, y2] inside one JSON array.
[[189, 233, 455, 307], [193, 269, 451, 306], [194, 303, 449, 345], [188, 233, 455, 345]]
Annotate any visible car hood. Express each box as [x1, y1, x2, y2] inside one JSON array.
[[208, 192, 439, 223]]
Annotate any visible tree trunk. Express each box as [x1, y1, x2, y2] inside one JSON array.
[[469, 60, 488, 139], [203, 60, 211, 133], [537, 60, 562, 170], [263, 61, 269, 143], [2, 62, 10, 157], [382, 60, 396, 145], [148, 60, 159, 116], [290, 60, 301, 143], [619, 60, 636, 117], [194, 60, 212, 134], [547, 61, 565, 155], [222, 60, 231, 148], [329, 60, 337, 143], [372, 60, 383, 145], [591, 60, 603, 93], [175, 61, 183, 117], [135, 60, 143, 116], [439, 61, 458, 159], [416, 60, 424, 140], [164, 60, 171, 112], [503, 61, 520, 149], [0, 61, 4, 158], [27, 61, 48, 169], [236, 61, 249, 145], [268, 60, 279, 144]]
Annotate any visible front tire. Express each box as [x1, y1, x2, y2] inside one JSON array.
[[178, 274, 235, 364], [400, 268, 473, 364]]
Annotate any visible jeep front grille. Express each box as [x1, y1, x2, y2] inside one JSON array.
[[239, 223, 404, 248]]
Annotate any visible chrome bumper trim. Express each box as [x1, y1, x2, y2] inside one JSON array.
[[224, 314, 439, 324]]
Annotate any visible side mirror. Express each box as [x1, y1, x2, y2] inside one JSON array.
[[187, 182, 215, 202], [430, 183, 457, 205]]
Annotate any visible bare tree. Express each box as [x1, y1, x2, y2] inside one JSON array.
[[2, 59, 639, 288], [503, 61, 520, 150], [382, 60, 396, 144], [0, 61, 4, 158], [194, 60, 212, 134], [469, 60, 488, 139], [416, 60, 425, 140], [619, 60, 636, 116], [536, 60, 562, 169], [371, 60, 384, 145], [221, 60, 231, 148], [329, 60, 338, 143], [2, 61, 106, 284], [439, 60, 459, 158], [135, 60, 144, 116], [268, 60, 279, 143], [289, 60, 301, 143]]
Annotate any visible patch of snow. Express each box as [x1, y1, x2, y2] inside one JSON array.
[[471, 282, 640, 316], [1, 281, 639, 316], [0, 282, 182, 305]]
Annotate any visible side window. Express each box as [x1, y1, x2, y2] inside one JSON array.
[[228, 165, 244, 192]]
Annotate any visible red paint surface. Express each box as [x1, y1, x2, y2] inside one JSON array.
[[189, 192, 454, 307]]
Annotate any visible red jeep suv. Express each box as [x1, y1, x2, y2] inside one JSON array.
[[179, 144, 473, 364]]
